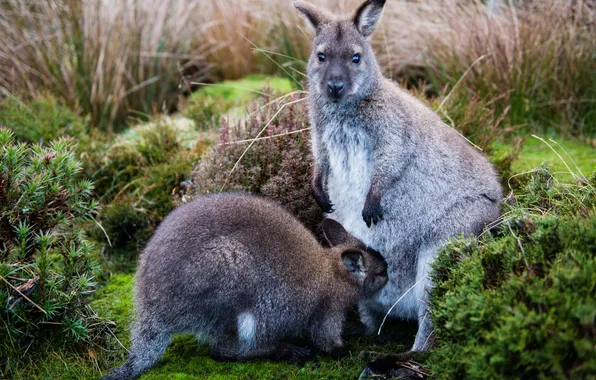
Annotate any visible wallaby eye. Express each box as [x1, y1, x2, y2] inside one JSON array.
[[318, 53, 326, 63], [352, 54, 361, 64]]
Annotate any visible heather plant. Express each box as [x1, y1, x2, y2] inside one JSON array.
[[0, 129, 105, 374], [181, 92, 323, 236], [429, 166, 596, 378]]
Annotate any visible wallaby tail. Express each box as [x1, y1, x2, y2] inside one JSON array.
[[101, 325, 170, 380]]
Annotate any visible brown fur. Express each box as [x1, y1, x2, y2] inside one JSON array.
[[102, 193, 387, 380]]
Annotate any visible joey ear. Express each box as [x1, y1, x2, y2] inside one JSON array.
[[341, 250, 364, 275], [322, 218, 350, 246], [294, 1, 330, 31], [353, 0, 386, 37]]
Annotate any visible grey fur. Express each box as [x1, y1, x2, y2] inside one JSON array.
[[295, 0, 502, 351], [102, 193, 388, 380]]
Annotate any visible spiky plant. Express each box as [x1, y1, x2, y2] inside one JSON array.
[[0, 128, 104, 374]]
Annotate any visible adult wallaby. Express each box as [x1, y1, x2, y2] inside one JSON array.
[[295, 0, 502, 362], [102, 193, 388, 380]]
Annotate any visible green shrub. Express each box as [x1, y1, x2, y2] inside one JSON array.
[[0, 129, 106, 374], [0, 93, 88, 143], [86, 120, 203, 259], [181, 92, 323, 237], [429, 167, 596, 379]]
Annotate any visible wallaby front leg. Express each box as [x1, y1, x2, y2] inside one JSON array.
[[312, 162, 334, 213], [363, 140, 408, 228], [310, 309, 349, 359], [362, 183, 383, 227]]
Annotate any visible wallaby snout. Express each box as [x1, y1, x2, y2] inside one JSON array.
[[327, 80, 344, 101]]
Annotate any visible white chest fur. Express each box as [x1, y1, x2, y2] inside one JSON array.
[[322, 122, 376, 248]]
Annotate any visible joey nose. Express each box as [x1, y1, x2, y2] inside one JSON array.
[[327, 81, 344, 100]]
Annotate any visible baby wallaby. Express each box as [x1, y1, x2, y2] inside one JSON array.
[[295, 0, 502, 358], [102, 193, 388, 380]]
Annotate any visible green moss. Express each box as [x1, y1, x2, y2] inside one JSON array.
[[183, 75, 295, 128], [429, 167, 596, 379], [512, 137, 595, 177], [91, 274, 135, 339], [0, 93, 88, 143]]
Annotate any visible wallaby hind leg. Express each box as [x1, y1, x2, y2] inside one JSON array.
[[210, 331, 313, 363], [102, 325, 170, 380], [411, 244, 438, 352]]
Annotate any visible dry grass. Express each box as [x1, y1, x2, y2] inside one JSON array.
[[0, 0, 211, 130], [1, 0, 593, 134], [383, 0, 596, 135]]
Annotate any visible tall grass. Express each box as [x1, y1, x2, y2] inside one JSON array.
[[0, 0, 211, 131], [382, 0, 596, 135], [1, 0, 593, 134]]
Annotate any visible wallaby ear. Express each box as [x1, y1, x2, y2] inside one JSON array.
[[353, 0, 386, 37], [322, 218, 350, 246], [341, 250, 365, 275], [294, 1, 330, 31]]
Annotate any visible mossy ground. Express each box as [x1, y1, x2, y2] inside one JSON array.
[[14, 272, 417, 379]]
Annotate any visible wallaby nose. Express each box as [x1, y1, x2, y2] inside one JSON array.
[[327, 81, 344, 99]]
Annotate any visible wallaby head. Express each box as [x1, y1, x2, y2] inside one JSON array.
[[294, 0, 386, 103], [322, 218, 388, 298]]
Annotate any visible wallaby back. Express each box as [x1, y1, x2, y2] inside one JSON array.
[[102, 193, 387, 380]]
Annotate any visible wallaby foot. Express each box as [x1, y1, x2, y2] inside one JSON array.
[[359, 352, 421, 379], [211, 341, 314, 364]]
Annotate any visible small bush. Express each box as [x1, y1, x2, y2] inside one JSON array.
[[87, 120, 203, 258], [429, 167, 596, 379], [0, 93, 88, 144], [181, 92, 323, 237], [0, 129, 105, 374]]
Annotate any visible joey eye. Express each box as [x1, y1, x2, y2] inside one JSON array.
[[352, 53, 361, 64], [318, 53, 326, 63]]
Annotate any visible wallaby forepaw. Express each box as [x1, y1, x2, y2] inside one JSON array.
[[362, 198, 383, 227], [313, 188, 334, 213], [329, 346, 351, 360]]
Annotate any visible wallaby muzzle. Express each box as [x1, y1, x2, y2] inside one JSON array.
[[327, 81, 344, 101]]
